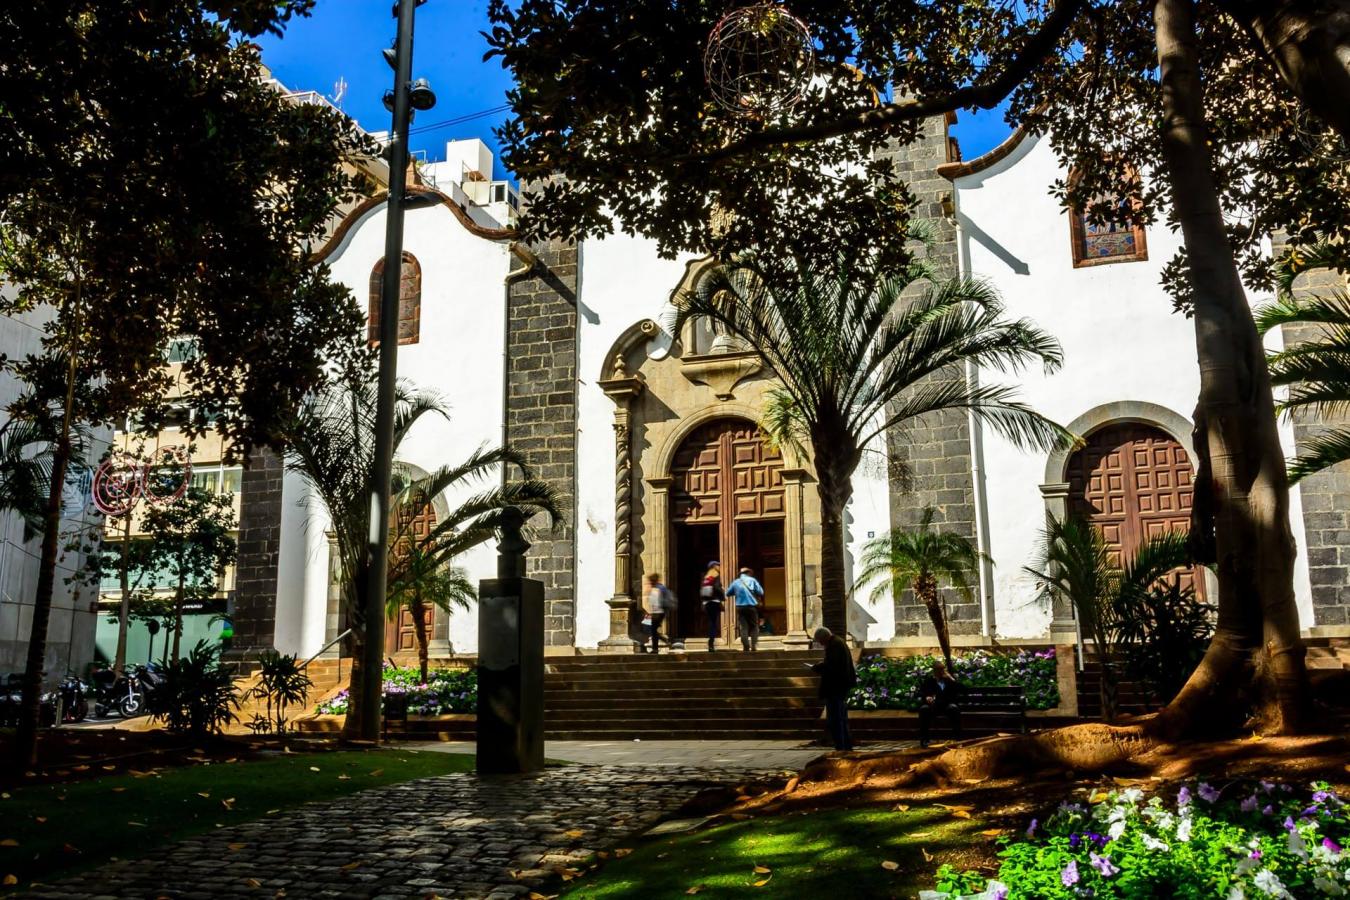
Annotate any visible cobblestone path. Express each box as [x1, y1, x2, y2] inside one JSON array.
[[25, 765, 786, 900]]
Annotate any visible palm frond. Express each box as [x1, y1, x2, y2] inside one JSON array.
[[1287, 428, 1350, 483]]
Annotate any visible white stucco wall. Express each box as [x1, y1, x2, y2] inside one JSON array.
[[275, 200, 512, 657], [955, 133, 1314, 636], [573, 232, 694, 648]]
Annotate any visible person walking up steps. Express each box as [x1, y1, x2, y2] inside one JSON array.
[[700, 561, 725, 652], [643, 572, 676, 654], [727, 567, 764, 652]]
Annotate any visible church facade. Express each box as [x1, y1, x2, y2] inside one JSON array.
[[227, 117, 1349, 663]]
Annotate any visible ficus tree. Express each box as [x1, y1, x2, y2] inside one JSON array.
[[0, 2, 371, 764], [488, 0, 1350, 737]]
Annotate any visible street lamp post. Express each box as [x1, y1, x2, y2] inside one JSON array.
[[359, 0, 435, 741]]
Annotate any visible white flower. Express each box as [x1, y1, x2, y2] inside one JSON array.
[[1253, 869, 1293, 898], [1108, 819, 1127, 841], [1177, 816, 1193, 843], [1228, 886, 1246, 900], [1141, 834, 1170, 852], [1313, 876, 1346, 896], [1289, 828, 1310, 862]]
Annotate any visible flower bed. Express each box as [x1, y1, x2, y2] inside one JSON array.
[[315, 665, 476, 716], [925, 781, 1350, 899], [849, 648, 1059, 711]]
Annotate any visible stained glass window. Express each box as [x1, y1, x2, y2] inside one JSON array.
[[1069, 170, 1148, 267]]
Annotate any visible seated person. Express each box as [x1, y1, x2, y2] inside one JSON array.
[[916, 660, 963, 748], [757, 616, 776, 636]]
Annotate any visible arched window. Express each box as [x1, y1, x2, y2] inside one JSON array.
[[1068, 168, 1148, 267], [368, 252, 421, 345]]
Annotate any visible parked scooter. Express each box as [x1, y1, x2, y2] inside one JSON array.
[[131, 662, 170, 715], [0, 673, 60, 726]]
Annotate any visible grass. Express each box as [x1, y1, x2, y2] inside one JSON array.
[[557, 805, 997, 899], [0, 747, 476, 890]]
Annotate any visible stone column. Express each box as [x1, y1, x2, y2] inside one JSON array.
[[781, 468, 813, 648], [1038, 481, 1079, 641], [645, 477, 673, 592], [598, 361, 644, 653]]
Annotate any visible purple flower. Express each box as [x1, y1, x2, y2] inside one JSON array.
[[1250, 850, 1262, 860], [1086, 832, 1106, 848], [1026, 819, 1039, 838], [1069, 833, 1081, 849], [1324, 837, 1343, 855], [1260, 781, 1276, 793], [1090, 853, 1119, 878], [1177, 786, 1193, 807], [1262, 805, 1273, 816], [1061, 860, 1080, 887], [1312, 790, 1333, 804], [1283, 816, 1297, 832], [1241, 795, 1259, 813], [1197, 783, 1220, 803]]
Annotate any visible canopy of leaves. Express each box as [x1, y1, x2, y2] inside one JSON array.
[[485, 0, 1074, 265], [136, 486, 238, 604], [0, 2, 372, 451]]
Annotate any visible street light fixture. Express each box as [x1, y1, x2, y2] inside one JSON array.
[[359, 0, 437, 743]]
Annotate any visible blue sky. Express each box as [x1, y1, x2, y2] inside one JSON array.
[[257, 2, 1013, 181]]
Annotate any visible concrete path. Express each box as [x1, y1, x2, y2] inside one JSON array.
[[411, 739, 914, 770], [24, 765, 786, 900]]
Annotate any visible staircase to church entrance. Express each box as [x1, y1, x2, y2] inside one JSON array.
[[542, 649, 825, 741]]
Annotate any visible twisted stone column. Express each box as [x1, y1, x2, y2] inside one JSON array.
[[598, 364, 644, 652]]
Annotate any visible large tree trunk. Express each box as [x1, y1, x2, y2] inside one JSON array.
[[15, 433, 71, 766], [1152, 0, 1309, 738], [114, 516, 132, 673], [814, 457, 853, 640], [1223, 0, 1350, 146], [171, 570, 185, 663]]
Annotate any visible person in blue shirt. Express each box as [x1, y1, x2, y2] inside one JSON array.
[[726, 567, 764, 652]]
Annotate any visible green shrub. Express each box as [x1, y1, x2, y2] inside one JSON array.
[[246, 650, 314, 734], [850, 648, 1059, 711], [150, 640, 240, 735], [925, 781, 1350, 899]]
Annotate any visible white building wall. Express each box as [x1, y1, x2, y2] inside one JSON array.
[[573, 232, 693, 648], [278, 200, 512, 657], [955, 133, 1315, 636]]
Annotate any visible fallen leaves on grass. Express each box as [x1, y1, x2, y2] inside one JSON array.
[[784, 777, 799, 793], [228, 843, 248, 851], [221, 798, 236, 810], [613, 848, 632, 858], [921, 848, 933, 862], [339, 861, 362, 872], [979, 829, 1007, 837], [309, 767, 321, 773], [553, 866, 583, 882], [33, 817, 45, 825], [881, 861, 900, 871], [245, 877, 262, 888], [753, 865, 771, 875], [564, 829, 585, 839], [127, 822, 146, 828], [936, 804, 974, 819], [894, 804, 910, 812], [369, 769, 384, 777], [0, 839, 16, 847], [2, 875, 16, 886], [753, 874, 773, 887], [685, 886, 703, 895], [198, 792, 210, 799]]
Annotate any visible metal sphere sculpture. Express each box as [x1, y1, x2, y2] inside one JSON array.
[[704, 3, 814, 117], [91, 446, 192, 517]]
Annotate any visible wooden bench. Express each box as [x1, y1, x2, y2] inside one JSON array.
[[928, 686, 1028, 737]]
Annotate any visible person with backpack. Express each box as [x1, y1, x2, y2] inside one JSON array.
[[643, 572, 677, 654], [726, 567, 764, 652], [811, 626, 857, 750], [700, 561, 725, 652]]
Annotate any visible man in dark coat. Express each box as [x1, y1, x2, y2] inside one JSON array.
[[917, 661, 963, 748], [811, 626, 856, 750]]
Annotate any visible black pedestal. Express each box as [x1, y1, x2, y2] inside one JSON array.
[[475, 576, 545, 774]]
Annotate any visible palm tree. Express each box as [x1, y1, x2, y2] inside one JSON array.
[[1025, 516, 1193, 721], [0, 416, 59, 538], [1255, 242, 1350, 482], [853, 507, 988, 671], [284, 365, 562, 738], [386, 544, 475, 684], [674, 247, 1068, 637]]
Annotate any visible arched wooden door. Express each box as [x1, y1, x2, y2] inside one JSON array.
[[1066, 422, 1203, 594], [386, 493, 437, 655], [670, 418, 787, 643]]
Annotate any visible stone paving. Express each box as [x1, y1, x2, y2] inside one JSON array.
[[414, 739, 913, 770], [23, 765, 789, 900]]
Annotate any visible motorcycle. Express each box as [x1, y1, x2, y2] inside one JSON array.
[[91, 666, 143, 718], [57, 674, 89, 723], [0, 673, 60, 726], [133, 662, 170, 715]]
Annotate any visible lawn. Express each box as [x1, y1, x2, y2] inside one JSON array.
[[0, 747, 476, 890], [557, 805, 998, 899]]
